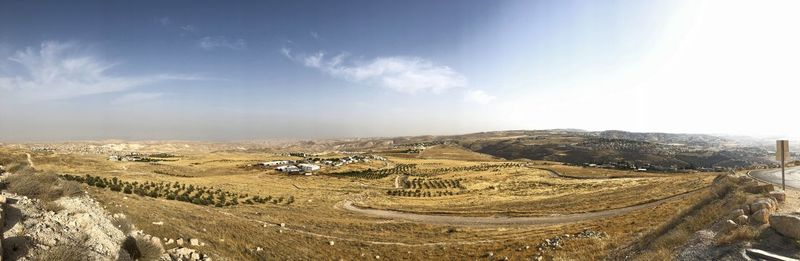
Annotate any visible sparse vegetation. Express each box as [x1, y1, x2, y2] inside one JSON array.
[[6, 171, 84, 202], [34, 242, 91, 261], [61, 174, 293, 207]]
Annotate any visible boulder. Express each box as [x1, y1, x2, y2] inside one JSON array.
[[752, 209, 770, 224], [769, 214, 800, 239], [736, 215, 749, 225], [730, 209, 745, 218], [190, 238, 200, 246], [176, 238, 184, 246], [746, 184, 775, 194], [738, 176, 754, 183], [751, 198, 777, 213], [741, 204, 752, 215], [723, 220, 738, 231], [769, 191, 786, 203]]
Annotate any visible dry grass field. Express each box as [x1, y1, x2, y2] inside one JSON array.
[[0, 144, 722, 260]]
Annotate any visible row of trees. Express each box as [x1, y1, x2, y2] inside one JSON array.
[[386, 189, 464, 197], [335, 162, 523, 180], [411, 163, 523, 176], [335, 164, 417, 179], [61, 174, 294, 207], [402, 178, 465, 190]]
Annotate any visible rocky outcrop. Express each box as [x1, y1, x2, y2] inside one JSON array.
[[752, 209, 770, 224], [2, 193, 126, 260], [768, 214, 800, 239], [769, 191, 786, 203], [736, 215, 749, 225], [162, 247, 212, 261]]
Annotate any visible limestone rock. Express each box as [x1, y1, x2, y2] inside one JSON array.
[[730, 209, 745, 218], [752, 209, 770, 224], [751, 198, 777, 213], [769, 214, 800, 239], [190, 238, 200, 246], [723, 220, 738, 231], [769, 191, 786, 203], [746, 184, 774, 194], [736, 215, 749, 225], [741, 204, 752, 215]]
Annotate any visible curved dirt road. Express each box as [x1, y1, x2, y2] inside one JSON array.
[[341, 188, 706, 226], [25, 153, 34, 168]]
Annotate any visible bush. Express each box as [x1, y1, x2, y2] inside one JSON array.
[[62, 181, 83, 197], [121, 236, 163, 261], [111, 215, 134, 235], [6, 172, 62, 201], [717, 226, 759, 246]]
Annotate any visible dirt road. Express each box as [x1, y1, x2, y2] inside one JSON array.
[[340, 188, 705, 226], [25, 153, 34, 168]]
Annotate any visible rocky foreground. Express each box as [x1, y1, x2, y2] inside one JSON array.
[[0, 191, 211, 260], [676, 176, 800, 260]]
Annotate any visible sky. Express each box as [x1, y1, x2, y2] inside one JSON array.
[[1, 0, 800, 141]]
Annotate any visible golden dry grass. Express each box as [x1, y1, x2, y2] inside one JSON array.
[[1, 144, 721, 260]]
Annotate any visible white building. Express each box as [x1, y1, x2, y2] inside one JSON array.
[[262, 160, 289, 166], [276, 165, 301, 173], [298, 164, 321, 172]]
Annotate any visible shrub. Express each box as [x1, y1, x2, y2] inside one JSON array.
[[6, 172, 61, 201], [62, 181, 83, 197], [121, 236, 163, 261], [111, 215, 133, 235], [717, 226, 759, 246]]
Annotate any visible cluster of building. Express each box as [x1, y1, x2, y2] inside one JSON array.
[[108, 152, 147, 162], [582, 161, 731, 172], [259, 160, 321, 175], [258, 154, 387, 175], [310, 155, 386, 167], [583, 162, 673, 172]]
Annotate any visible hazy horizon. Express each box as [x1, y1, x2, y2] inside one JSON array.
[[1, 128, 795, 144], [3, 0, 800, 141]]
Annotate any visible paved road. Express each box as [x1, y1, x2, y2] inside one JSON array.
[[750, 167, 800, 189]]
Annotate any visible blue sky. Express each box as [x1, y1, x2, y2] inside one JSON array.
[[1, 0, 799, 141]]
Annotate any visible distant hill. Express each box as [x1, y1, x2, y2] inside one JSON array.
[[449, 130, 772, 170]]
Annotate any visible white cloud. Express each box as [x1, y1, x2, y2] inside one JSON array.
[[463, 89, 496, 104], [157, 16, 171, 26], [0, 41, 196, 101], [111, 92, 164, 105], [198, 36, 247, 50], [280, 47, 292, 58], [310, 31, 320, 39], [180, 25, 196, 32], [285, 49, 467, 93]]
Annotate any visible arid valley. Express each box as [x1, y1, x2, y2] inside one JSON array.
[[0, 130, 798, 260]]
